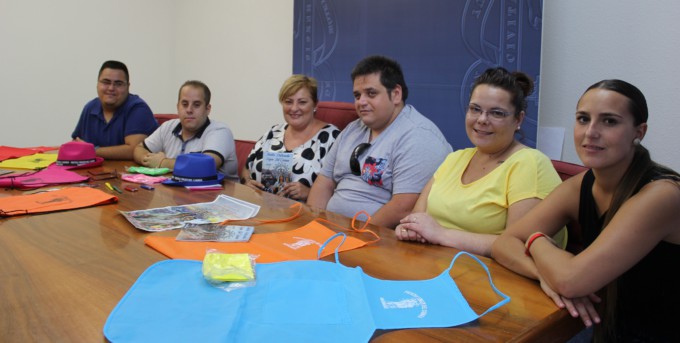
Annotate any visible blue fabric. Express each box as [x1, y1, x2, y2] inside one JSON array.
[[104, 260, 242, 343], [104, 260, 374, 343], [105, 251, 509, 342], [72, 94, 157, 147]]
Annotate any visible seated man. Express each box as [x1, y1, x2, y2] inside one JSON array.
[[133, 80, 238, 181], [307, 55, 451, 228], [72, 60, 158, 160]]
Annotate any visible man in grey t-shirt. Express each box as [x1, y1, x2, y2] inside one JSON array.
[[307, 56, 451, 229], [133, 80, 238, 180]]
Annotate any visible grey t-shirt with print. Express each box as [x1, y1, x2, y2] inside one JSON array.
[[320, 104, 451, 218]]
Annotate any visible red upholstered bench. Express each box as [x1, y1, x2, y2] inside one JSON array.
[[315, 101, 358, 131], [551, 160, 589, 253]]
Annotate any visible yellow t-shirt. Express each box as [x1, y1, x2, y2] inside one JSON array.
[[427, 147, 566, 247]]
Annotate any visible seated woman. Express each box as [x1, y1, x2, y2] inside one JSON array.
[[241, 75, 340, 201], [491, 80, 680, 341], [396, 67, 565, 256]]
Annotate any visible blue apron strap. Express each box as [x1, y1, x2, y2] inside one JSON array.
[[317, 232, 347, 262], [447, 251, 511, 317]]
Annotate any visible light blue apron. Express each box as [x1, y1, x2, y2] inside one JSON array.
[[104, 234, 509, 342]]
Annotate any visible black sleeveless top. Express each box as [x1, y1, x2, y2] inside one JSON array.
[[579, 170, 680, 342]]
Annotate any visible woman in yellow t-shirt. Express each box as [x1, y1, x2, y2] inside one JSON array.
[[396, 67, 564, 256]]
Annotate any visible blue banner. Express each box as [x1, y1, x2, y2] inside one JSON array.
[[293, 0, 543, 148]]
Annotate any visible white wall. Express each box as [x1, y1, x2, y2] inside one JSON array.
[[2, 0, 680, 170], [0, 0, 292, 147], [0, 0, 175, 146], [171, 0, 293, 140], [540, 0, 680, 170]]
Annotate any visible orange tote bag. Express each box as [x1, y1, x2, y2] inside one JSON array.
[[0, 187, 117, 216], [145, 219, 373, 263]]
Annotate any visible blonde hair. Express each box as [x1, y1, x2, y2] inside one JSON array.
[[278, 75, 318, 104]]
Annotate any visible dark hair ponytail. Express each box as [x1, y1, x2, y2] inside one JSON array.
[[471, 67, 534, 119], [586, 80, 680, 342]]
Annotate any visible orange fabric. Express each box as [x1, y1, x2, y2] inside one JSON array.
[[145, 219, 371, 263], [24, 146, 60, 151], [0, 145, 58, 161], [220, 202, 303, 225], [0, 187, 118, 216]]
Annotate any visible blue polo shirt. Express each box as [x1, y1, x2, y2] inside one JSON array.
[[71, 94, 158, 147]]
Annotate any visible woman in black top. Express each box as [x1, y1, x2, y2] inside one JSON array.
[[492, 79, 680, 342]]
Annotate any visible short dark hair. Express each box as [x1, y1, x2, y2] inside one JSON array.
[[471, 67, 534, 119], [585, 79, 648, 125], [179, 80, 211, 105], [98, 60, 129, 82], [351, 55, 409, 102]]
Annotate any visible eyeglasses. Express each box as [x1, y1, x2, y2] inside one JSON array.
[[467, 105, 512, 121], [350, 143, 371, 176], [99, 79, 128, 89]]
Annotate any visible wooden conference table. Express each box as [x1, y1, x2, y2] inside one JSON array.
[[0, 161, 582, 342]]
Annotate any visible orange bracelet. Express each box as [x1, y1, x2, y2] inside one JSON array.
[[524, 232, 556, 257]]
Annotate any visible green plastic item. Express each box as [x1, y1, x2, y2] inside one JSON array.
[[126, 166, 171, 176]]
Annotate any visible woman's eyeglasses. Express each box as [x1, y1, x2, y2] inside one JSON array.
[[349, 143, 371, 176], [467, 105, 512, 121]]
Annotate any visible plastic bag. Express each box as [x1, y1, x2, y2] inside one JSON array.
[[202, 249, 257, 292]]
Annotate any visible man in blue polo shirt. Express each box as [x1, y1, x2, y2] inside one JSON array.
[[72, 60, 158, 160]]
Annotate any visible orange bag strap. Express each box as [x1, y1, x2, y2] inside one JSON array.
[[218, 202, 303, 225], [219, 204, 379, 244], [315, 210, 381, 244]]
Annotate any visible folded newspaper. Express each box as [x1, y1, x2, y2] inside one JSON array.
[[120, 194, 260, 232]]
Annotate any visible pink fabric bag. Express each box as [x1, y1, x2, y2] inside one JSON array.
[[0, 164, 89, 190]]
